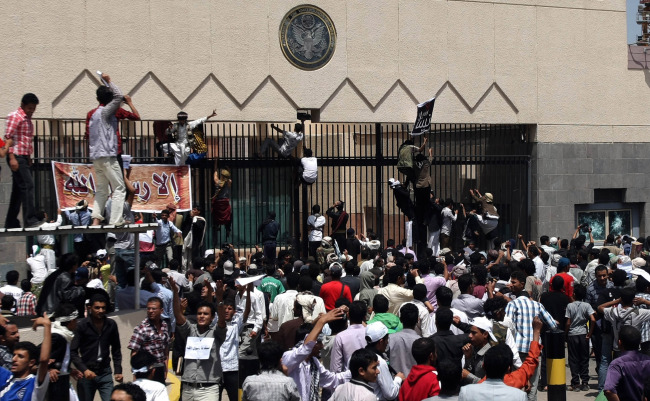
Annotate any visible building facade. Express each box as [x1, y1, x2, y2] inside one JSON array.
[[0, 0, 648, 269]]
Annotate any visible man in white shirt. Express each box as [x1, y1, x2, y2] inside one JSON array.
[[131, 350, 169, 401], [307, 204, 327, 258], [35, 209, 63, 274], [440, 199, 458, 250], [0, 270, 23, 300], [258, 123, 304, 158], [528, 246, 545, 280], [300, 148, 318, 184], [164, 109, 217, 166], [366, 321, 405, 400], [236, 279, 267, 384], [26, 246, 48, 287], [268, 273, 300, 342], [220, 286, 251, 401]]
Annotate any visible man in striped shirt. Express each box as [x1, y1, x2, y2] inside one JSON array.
[[4, 93, 39, 228], [505, 294, 557, 401]]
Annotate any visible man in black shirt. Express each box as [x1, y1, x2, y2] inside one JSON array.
[[430, 307, 470, 370], [326, 201, 348, 252], [71, 294, 122, 401]]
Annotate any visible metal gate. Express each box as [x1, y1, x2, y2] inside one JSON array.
[[29, 119, 530, 256]]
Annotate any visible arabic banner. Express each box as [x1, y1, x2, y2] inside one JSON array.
[[411, 97, 436, 136], [52, 161, 193, 212]]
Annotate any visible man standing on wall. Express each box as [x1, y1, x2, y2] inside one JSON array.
[[5, 93, 39, 228], [88, 73, 127, 226], [165, 110, 217, 166]]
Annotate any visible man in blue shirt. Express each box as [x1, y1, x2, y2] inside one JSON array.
[[0, 314, 52, 401], [258, 212, 279, 264], [153, 209, 181, 268]]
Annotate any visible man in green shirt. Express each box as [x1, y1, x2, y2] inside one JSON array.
[[258, 266, 285, 302]]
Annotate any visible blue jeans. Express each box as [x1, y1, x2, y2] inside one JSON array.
[[77, 366, 114, 401], [598, 332, 613, 390]]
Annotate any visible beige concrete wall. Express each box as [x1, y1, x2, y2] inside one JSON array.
[[0, 0, 642, 133]]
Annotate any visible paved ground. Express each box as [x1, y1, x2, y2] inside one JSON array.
[[539, 355, 601, 401]]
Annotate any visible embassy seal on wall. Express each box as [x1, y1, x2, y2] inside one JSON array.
[[279, 5, 336, 71]]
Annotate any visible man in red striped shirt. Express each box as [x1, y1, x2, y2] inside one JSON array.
[[4, 93, 39, 228]]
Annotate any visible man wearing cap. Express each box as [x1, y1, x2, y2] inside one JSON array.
[[462, 316, 498, 384], [552, 257, 575, 299], [327, 201, 349, 252], [65, 200, 95, 258], [459, 344, 527, 401], [365, 321, 406, 400], [317, 237, 336, 266], [166, 109, 217, 166], [307, 205, 326, 259], [469, 189, 499, 249], [319, 263, 352, 311]]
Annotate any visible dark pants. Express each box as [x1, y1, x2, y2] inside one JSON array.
[[77, 366, 114, 401], [641, 341, 650, 356], [152, 365, 166, 384], [238, 359, 260, 387], [219, 371, 239, 401], [591, 323, 603, 375], [6, 155, 36, 228], [74, 240, 96, 261], [568, 334, 590, 386], [440, 233, 451, 250], [332, 233, 346, 252], [263, 241, 277, 264], [539, 334, 548, 389], [48, 373, 70, 401], [309, 241, 320, 259]]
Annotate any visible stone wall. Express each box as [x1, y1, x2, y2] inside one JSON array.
[[531, 142, 650, 241]]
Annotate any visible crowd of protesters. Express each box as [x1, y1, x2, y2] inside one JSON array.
[[1, 83, 650, 401]]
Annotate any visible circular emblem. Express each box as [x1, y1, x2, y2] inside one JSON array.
[[279, 5, 336, 71]]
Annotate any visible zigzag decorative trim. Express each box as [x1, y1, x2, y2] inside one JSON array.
[[52, 69, 519, 114]]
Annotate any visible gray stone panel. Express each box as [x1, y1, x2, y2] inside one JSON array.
[[531, 142, 650, 241]]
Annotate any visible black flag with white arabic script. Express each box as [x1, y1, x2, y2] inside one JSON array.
[[410, 97, 436, 136]]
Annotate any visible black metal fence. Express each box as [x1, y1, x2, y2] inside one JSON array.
[[28, 119, 530, 256]]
